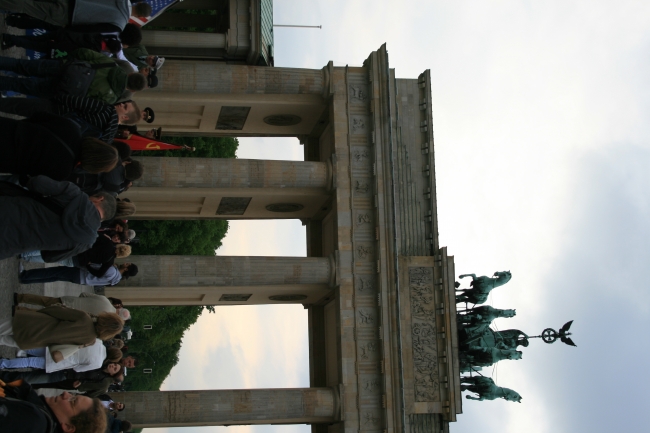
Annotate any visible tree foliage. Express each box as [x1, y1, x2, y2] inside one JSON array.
[[142, 136, 238, 159], [123, 136, 235, 394]]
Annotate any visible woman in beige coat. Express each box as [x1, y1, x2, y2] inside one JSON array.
[[0, 306, 123, 354]]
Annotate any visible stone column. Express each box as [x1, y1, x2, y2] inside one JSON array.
[[132, 61, 328, 136], [132, 157, 330, 189], [111, 388, 341, 428], [122, 158, 332, 220], [151, 61, 324, 95], [106, 256, 335, 305]]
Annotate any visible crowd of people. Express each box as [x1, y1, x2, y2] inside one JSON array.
[[0, 2, 166, 432]]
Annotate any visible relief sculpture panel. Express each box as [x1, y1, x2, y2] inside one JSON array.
[[409, 267, 440, 402]]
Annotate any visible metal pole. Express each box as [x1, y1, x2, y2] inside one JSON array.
[[273, 25, 322, 29]]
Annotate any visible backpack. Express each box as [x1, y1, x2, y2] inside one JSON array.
[[57, 61, 117, 98]]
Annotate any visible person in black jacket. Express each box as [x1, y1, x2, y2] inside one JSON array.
[[0, 96, 141, 144], [0, 380, 106, 433], [0, 176, 116, 260], [0, 113, 119, 182]]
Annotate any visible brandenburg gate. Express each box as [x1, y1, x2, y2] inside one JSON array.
[[107, 44, 462, 432]]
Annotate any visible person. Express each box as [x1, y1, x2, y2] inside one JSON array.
[[122, 39, 164, 72], [98, 220, 128, 239], [0, 113, 119, 182], [2, 363, 126, 398], [0, 96, 141, 144], [15, 293, 119, 316], [0, 381, 106, 433], [0, 339, 107, 372], [1, 28, 122, 56], [104, 339, 124, 350], [0, 0, 152, 32], [0, 49, 147, 104], [97, 395, 125, 412], [96, 159, 143, 196], [19, 262, 139, 287], [0, 308, 124, 350], [107, 415, 132, 433], [21, 234, 131, 277], [118, 356, 137, 369], [0, 176, 116, 260], [114, 201, 137, 219]]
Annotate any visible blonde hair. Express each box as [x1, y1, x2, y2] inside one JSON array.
[[115, 244, 132, 258], [94, 312, 125, 341], [115, 201, 136, 218], [106, 347, 123, 363]]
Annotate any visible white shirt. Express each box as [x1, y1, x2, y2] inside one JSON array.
[[79, 265, 122, 286], [116, 50, 139, 72], [45, 339, 107, 373]]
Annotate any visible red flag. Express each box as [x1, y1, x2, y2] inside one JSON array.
[[115, 134, 187, 151]]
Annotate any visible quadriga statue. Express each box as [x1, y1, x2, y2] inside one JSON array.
[[493, 329, 529, 350], [461, 376, 522, 402], [460, 347, 522, 372], [458, 305, 516, 326], [456, 271, 512, 305]]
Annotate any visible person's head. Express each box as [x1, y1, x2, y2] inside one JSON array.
[[113, 220, 128, 233], [89, 192, 117, 221], [118, 263, 138, 279], [120, 356, 137, 368], [146, 55, 165, 70], [108, 297, 123, 308], [44, 392, 106, 433], [79, 138, 119, 174], [94, 312, 125, 340], [132, 1, 152, 17], [141, 107, 154, 123], [114, 201, 136, 218], [109, 141, 132, 161], [110, 233, 122, 243], [104, 362, 122, 376], [103, 36, 122, 54], [124, 160, 144, 181], [114, 101, 141, 125], [116, 307, 131, 321], [120, 419, 132, 431], [120, 23, 142, 46], [106, 347, 123, 363], [126, 73, 147, 92], [115, 244, 131, 259], [115, 402, 125, 412], [112, 338, 125, 349], [126, 230, 136, 241]]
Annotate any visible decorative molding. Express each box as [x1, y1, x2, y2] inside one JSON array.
[[408, 267, 440, 402], [349, 84, 368, 101]]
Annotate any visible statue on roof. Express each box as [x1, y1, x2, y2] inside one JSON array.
[[458, 305, 516, 326], [461, 376, 522, 403], [456, 271, 512, 305]]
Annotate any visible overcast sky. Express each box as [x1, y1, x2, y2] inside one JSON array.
[[147, 1, 650, 433]]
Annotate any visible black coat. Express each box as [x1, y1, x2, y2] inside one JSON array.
[[0, 381, 61, 433], [0, 176, 100, 260], [73, 234, 116, 276], [0, 112, 82, 181]]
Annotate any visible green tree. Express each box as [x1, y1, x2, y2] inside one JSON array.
[[123, 135, 236, 394], [143, 136, 238, 159]]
